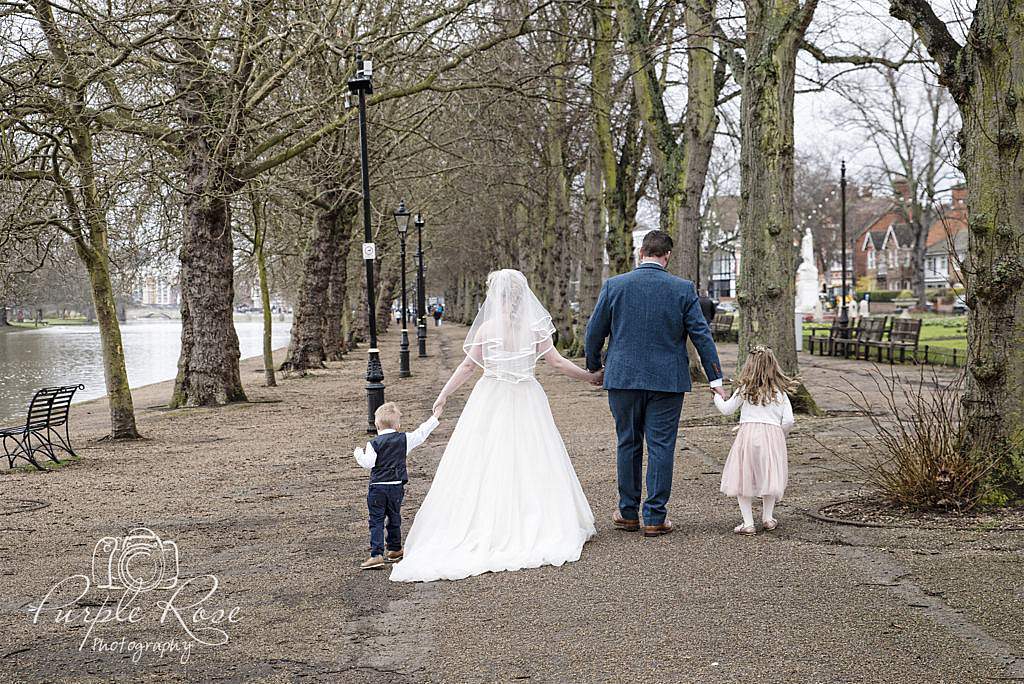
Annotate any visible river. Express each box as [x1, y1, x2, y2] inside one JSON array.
[[0, 317, 292, 425]]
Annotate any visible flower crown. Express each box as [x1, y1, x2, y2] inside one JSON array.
[[748, 344, 772, 355]]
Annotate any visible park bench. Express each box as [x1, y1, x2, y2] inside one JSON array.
[[853, 316, 888, 359], [808, 324, 840, 356], [865, 318, 923, 363], [711, 314, 734, 342], [1, 384, 84, 470]]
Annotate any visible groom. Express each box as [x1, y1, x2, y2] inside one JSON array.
[[585, 230, 726, 537]]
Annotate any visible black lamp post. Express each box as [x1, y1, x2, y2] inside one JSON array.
[[348, 48, 384, 433], [394, 200, 412, 378], [837, 160, 850, 355], [415, 212, 427, 357]]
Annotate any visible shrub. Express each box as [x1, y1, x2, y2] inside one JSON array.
[[864, 290, 901, 302], [820, 368, 998, 512]]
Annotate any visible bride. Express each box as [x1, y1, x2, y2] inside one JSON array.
[[390, 269, 599, 582]]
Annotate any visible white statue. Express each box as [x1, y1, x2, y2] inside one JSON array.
[[795, 228, 820, 313]]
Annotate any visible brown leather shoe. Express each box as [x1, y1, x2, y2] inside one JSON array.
[[643, 520, 675, 537], [360, 555, 386, 570], [385, 548, 404, 562], [612, 511, 640, 531]]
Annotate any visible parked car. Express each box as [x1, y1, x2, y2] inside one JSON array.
[[953, 293, 968, 314], [716, 301, 737, 314]]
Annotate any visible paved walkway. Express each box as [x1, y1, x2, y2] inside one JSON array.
[[1, 325, 1021, 683]]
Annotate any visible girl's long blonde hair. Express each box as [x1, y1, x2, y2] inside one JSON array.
[[735, 345, 797, 405]]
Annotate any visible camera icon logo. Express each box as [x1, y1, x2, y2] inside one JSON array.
[[92, 527, 180, 592]]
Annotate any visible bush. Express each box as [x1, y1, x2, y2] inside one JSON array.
[[863, 290, 901, 302], [820, 369, 998, 512]]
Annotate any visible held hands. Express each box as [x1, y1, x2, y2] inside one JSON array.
[[587, 368, 605, 387], [709, 385, 728, 400], [432, 396, 446, 418]]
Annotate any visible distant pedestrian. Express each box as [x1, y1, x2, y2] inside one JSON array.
[[698, 289, 717, 324], [433, 305, 443, 327], [713, 345, 794, 536]]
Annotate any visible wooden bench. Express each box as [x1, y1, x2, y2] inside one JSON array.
[[710, 314, 734, 342], [865, 318, 923, 363], [808, 325, 840, 356], [1, 384, 84, 470], [853, 316, 888, 359]]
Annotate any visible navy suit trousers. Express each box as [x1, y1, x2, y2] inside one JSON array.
[[607, 389, 685, 525]]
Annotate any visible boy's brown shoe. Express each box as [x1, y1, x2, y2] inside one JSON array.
[[385, 548, 404, 562], [360, 555, 386, 570]]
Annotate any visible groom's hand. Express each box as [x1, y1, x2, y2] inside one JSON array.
[[712, 385, 727, 400], [589, 369, 604, 387]]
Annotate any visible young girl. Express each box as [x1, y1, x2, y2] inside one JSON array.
[[714, 345, 795, 535]]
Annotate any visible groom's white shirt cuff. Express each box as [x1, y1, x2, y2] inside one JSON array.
[[354, 416, 441, 471], [709, 378, 723, 388]]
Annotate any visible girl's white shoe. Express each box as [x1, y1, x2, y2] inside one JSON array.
[[733, 523, 756, 536], [762, 518, 778, 531]]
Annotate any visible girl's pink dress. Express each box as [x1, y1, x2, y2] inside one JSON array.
[[714, 390, 794, 499]]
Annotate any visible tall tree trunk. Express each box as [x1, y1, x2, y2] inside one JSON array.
[[574, 138, 605, 356], [375, 257, 399, 335], [79, 247, 140, 439], [891, 0, 1024, 495], [254, 217, 276, 388], [173, 187, 245, 407], [281, 197, 346, 373], [736, 0, 819, 414], [324, 219, 355, 361]]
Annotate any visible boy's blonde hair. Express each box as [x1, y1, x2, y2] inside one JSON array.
[[374, 402, 402, 430], [735, 345, 796, 406]]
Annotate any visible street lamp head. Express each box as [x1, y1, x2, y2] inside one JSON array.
[[414, 212, 424, 229], [394, 200, 411, 234]]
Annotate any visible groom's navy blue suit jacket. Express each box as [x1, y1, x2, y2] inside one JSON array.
[[584, 263, 723, 393]]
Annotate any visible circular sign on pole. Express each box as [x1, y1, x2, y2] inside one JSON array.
[[362, 243, 376, 260]]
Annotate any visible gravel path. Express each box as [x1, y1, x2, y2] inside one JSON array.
[[1, 324, 1020, 683]]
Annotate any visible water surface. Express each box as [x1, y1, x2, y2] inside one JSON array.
[[0, 317, 292, 425]]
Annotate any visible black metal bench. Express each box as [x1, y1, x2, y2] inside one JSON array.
[[711, 314, 735, 342], [1, 384, 84, 470], [865, 317, 923, 363]]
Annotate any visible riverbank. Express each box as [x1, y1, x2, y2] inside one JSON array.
[[2, 325, 1022, 682]]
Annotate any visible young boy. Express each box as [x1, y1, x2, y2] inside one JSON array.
[[354, 402, 442, 570]]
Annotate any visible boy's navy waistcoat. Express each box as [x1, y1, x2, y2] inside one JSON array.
[[369, 432, 408, 484]]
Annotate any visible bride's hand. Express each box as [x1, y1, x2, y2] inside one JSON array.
[[588, 369, 604, 387], [432, 396, 446, 417]]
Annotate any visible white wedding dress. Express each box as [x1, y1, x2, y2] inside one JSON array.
[[391, 271, 595, 582]]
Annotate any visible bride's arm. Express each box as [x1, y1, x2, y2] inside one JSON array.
[[542, 343, 601, 383], [432, 344, 483, 414]]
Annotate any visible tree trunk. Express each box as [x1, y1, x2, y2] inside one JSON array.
[[281, 199, 346, 373], [79, 247, 140, 439], [891, 0, 1024, 496], [324, 220, 355, 361], [172, 188, 246, 408], [0, 307, 8, 326], [737, 0, 819, 414], [255, 224, 276, 388], [574, 138, 605, 356], [375, 257, 399, 335]]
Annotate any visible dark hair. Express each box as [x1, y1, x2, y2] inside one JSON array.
[[640, 230, 673, 258]]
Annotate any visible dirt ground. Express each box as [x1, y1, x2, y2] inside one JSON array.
[[1, 324, 1022, 683]]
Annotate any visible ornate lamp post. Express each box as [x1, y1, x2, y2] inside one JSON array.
[[348, 48, 384, 432], [837, 160, 850, 355], [415, 212, 427, 357], [394, 200, 412, 378]]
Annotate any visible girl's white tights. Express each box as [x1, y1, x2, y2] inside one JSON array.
[[737, 495, 779, 527], [737, 496, 755, 527]]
